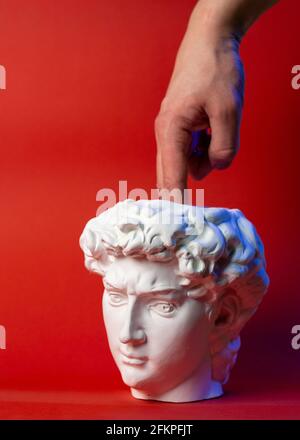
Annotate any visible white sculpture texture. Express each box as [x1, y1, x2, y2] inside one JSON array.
[[79, 199, 269, 403]]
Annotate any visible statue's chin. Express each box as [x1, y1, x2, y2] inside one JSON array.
[[120, 368, 167, 394], [121, 373, 155, 390]]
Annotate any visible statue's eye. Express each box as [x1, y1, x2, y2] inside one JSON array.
[[150, 302, 176, 316], [108, 293, 127, 306]]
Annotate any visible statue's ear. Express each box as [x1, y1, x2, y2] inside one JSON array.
[[215, 289, 240, 327], [210, 288, 241, 352]]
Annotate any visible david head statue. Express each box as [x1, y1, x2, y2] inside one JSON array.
[[79, 199, 269, 403]]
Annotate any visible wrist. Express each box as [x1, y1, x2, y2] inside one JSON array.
[[183, 1, 243, 56], [188, 0, 279, 43]]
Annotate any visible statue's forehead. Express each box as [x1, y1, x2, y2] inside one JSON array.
[[104, 257, 181, 293]]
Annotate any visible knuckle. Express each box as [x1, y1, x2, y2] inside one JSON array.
[[154, 109, 180, 138], [212, 99, 239, 121], [154, 112, 166, 132], [155, 110, 170, 130], [160, 96, 171, 112]]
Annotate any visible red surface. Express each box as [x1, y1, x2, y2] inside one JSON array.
[[0, 389, 299, 420], [0, 0, 300, 419]]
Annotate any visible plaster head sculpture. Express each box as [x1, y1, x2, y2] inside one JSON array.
[[79, 199, 269, 403]]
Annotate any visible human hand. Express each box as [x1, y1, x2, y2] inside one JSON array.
[[155, 0, 278, 193], [155, 32, 244, 191]]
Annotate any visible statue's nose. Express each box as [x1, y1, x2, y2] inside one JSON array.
[[119, 302, 146, 345]]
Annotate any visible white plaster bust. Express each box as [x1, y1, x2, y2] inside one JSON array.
[[79, 199, 269, 403]]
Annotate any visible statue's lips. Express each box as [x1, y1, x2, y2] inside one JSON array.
[[120, 351, 148, 366]]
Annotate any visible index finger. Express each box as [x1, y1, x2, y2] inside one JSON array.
[[155, 113, 191, 196]]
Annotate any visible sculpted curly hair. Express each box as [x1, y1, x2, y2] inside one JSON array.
[[79, 199, 269, 384]]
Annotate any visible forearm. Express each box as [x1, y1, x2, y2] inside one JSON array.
[[188, 0, 280, 42]]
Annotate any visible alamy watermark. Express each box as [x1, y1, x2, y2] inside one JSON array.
[[95, 181, 205, 232], [0, 65, 6, 90], [291, 65, 300, 90], [291, 325, 300, 350], [0, 325, 6, 350]]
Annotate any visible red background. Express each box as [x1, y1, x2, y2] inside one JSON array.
[[0, 0, 299, 419]]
